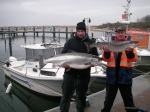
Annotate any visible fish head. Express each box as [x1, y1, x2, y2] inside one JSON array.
[[90, 55, 102, 65], [130, 41, 139, 48], [84, 42, 93, 53]]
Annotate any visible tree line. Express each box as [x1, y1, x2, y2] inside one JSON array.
[[96, 15, 150, 31]]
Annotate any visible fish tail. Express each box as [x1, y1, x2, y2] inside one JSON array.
[[84, 42, 91, 53], [38, 55, 45, 69]]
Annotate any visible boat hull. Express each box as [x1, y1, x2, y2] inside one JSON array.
[[3, 67, 63, 97], [3, 66, 102, 97]]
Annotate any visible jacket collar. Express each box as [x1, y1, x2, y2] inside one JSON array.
[[75, 33, 89, 42]]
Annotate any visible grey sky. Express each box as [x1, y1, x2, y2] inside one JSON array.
[[0, 0, 150, 26]]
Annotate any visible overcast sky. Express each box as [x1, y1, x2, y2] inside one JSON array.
[[0, 0, 150, 26]]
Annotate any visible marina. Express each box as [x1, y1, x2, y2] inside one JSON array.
[[0, 1, 150, 112], [0, 29, 150, 112]]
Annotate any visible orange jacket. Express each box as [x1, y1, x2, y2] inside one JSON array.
[[102, 36, 138, 84], [102, 49, 138, 68]]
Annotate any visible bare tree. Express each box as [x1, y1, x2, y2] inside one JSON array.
[[137, 15, 150, 23]]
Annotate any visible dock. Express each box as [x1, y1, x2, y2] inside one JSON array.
[[44, 75, 150, 112], [0, 26, 77, 42]]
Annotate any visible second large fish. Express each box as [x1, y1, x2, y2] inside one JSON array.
[[85, 41, 139, 52], [44, 52, 102, 69]]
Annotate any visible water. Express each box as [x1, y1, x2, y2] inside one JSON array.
[[0, 31, 105, 112]]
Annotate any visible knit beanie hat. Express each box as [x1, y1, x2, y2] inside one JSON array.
[[76, 22, 86, 32]]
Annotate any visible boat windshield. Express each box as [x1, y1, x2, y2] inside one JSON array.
[[26, 47, 63, 61]]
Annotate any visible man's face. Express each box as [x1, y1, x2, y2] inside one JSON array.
[[116, 31, 126, 41], [77, 30, 86, 39]]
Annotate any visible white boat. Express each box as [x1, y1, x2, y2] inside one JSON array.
[[2, 42, 106, 97], [134, 48, 150, 66]]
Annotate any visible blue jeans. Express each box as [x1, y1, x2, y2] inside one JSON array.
[[60, 74, 90, 112]]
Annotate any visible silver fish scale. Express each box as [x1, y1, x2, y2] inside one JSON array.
[[89, 41, 138, 52], [44, 53, 99, 69], [108, 44, 128, 52]]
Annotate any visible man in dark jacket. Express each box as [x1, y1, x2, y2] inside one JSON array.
[[60, 22, 98, 112]]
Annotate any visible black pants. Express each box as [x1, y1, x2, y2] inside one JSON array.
[[60, 74, 90, 112], [101, 83, 135, 112]]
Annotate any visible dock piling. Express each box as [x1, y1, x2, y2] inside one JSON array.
[[42, 26, 45, 43], [23, 27, 26, 36], [53, 27, 56, 39], [92, 33, 93, 38], [9, 35, 12, 56], [33, 27, 35, 37], [58, 29, 60, 43], [66, 27, 68, 40], [16, 27, 18, 37]]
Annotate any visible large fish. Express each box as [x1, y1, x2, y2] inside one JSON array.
[[43, 52, 102, 69], [85, 41, 139, 52]]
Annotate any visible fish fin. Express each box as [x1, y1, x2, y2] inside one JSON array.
[[84, 62, 91, 65], [52, 64, 55, 68], [43, 59, 46, 64], [38, 55, 46, 69], [84, 42, 91, 53], [66, 68, 71, 72], [67, 50, 77, 53], [52, 63, 59, 68]]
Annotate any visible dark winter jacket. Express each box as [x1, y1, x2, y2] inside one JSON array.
[[61, 33, 98, 78]]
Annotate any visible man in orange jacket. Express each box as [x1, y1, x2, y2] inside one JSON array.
[[101, 26, 138, 112]]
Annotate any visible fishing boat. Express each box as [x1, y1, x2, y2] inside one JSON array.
[[2, 42, 106, 97]]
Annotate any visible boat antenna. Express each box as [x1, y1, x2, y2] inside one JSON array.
[[122, 0, 132, 30], [82, 18, 91, 38]]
